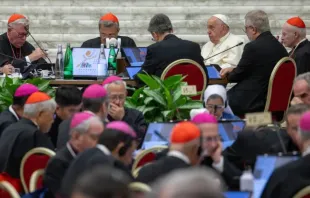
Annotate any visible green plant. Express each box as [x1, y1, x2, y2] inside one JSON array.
[[0, 76, 55, 112], [125, 73, 203, 123]]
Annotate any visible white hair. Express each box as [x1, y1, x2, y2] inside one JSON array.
[[8, 18, 29, 28], [99, 20, 119, 29], [286, 23, 307, 38], [148, 168, 225, 198], [103, 80, 126, 90], [23, 99, 56, 118], [70, 116, 102, 135]]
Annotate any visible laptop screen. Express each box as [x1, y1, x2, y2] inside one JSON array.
[[206, 65, 221, 79], [123, 47, 147, 67], [72, 48, 118, 77], [224, 192, 250, 198], [218, 120, 246, 142], [126, 67, 141, 79]]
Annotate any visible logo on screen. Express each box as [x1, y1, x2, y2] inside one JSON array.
[[77, 62, 92, 68], [83, 50, 97, 60]]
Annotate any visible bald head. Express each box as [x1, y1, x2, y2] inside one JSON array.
[[207, 16, 229, 44], [282, 22, 306, 48]]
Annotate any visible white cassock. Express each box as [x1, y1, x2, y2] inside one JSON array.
[[201, 32, 245, 69]]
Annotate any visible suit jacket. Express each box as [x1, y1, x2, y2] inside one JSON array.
[[227, 31, 288, 115], [0, 109, 18, 138], [56, 119, 71, 150], [48, 114, 63, 147], [81, 36, 136, 48], [134, 34, 208, 84], [44, 144, 77, 196], [136, 155, 190, 184], [261, 154, 310, 198], [289, 39, 310, 75]]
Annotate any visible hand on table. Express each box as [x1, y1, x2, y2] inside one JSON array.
[[0, 64, 14, 74], [220, 67, 234, 78], [29, 48, 47, 62]]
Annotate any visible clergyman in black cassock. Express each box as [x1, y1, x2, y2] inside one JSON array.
[[289, 39, 310, 75]]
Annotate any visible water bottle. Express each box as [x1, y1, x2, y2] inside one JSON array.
[[63, 43, 73, 79], [55, 44, 64, 79], [240, 169, 254, 195], [97, 44, 108, 78], [108, 43, 117, 76]]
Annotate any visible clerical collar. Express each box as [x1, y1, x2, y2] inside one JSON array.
[[167, 150, 190, 164], [302, 145, 310, 157], [219, 32, 231, 44], [96, 144, 111, 155], [66, 143, 78, 158], [294, 38, 307, 51], [9, 105, 19, 121]]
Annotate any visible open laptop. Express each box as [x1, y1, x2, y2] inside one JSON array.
[[218, 120, 246, 142], [126, 67, 141, 79], [224, 192, 251, 198], [206, 64, 222, 79], [72, 47, 118, 79], [122, 47, 147, 67]]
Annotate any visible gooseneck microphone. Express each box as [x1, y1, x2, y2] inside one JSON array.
[[204, 42, 244, 61], [27, 30, 53, 64]]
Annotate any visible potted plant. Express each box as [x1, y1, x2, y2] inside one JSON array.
[[0, 76, 55, 112], [125, 73, 203, 123]]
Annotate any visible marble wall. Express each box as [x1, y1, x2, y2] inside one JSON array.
[[0, 0, 309, 60]]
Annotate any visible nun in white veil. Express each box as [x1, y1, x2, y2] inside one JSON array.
[[190, 85, 238, 120]]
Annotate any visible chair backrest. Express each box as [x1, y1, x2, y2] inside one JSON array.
[[20, 147, 55, 193], [161, 59, 208, 100], [132, 145, 168, 173], [0, 181, 20, 198], [129, 182, 151, 193], [29, 169, 45, 193], [293, 185, 310, 198], [264, 57, 297, 122]]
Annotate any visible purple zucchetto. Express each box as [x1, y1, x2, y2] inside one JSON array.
[[82, 84, 107, 99], [14, 84, 39, 97], [191, 112, 217, 124], [70, 112, 94, 129], [299, 111, 310, 131], [102, 76, 123, 86], [106, 121, 137, 138]]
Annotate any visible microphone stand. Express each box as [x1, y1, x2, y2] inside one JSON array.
[[204, 42, 244, 61]]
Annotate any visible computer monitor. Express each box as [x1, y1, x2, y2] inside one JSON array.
[[206, 64, 221, 79], [218, 120, 246, 142], [72, 48, 118, 78], [126, 67, 141, 79], [122, 47, 147, 67]]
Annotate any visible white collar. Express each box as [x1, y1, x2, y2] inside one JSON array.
[[302, 145, 310, 157], [66, 143, 77, 158], [219, 32, 230, 43], [294, 38, 307, 50], [9, 105, 19, 121], [167, 150, 190, 164], [96, 144, 111, 155]]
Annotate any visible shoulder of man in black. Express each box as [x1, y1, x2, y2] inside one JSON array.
[[123, 107, 147, 140], [81, 37, 101, 48], [56, 118, 71, 150], [118, 35, 137, 47], [0, 109, 18, 137]]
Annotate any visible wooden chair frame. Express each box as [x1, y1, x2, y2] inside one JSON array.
[[161, 59, 208, 100], [20, 147, 55, 193], [129, 182, 151, 193], [293, 186, 310, 198], [0, 181, 20, 198], [29, 169, 45, 193]]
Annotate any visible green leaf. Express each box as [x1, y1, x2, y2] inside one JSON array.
[[144, 97, 153, 105], [38, 80, 50, 91], [163, 75, 182, 87], [137, 73, 160, 89], [131, 87, 144, 103], [173, 84, 182, 103], [143, 89, 166, 106], [162, 110, 173, 118], [142, 106, 156, 114], [125, 99, 136, 109], [136, 105, 146, 113], [178, 101, 203, 109], [152, 75, 173, 109]]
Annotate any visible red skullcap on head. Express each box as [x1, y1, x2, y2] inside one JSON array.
[[287, 17, 306, 28], [8, 13, 26, 24], [170, 121, 201, 144], [25, 92, 51, 104], [100, 13, 119, 24]]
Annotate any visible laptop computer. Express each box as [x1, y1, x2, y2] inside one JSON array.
[[206, 64, 222, 79], [126, 67, 141, 79], [218, 120, 246, 142], [122, 47, 147, 67], [224, 192, 251, 198]]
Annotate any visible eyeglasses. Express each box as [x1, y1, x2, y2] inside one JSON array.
[[206, 104, 225, 111], [242, 25, 254, 33], [202, 135, 221, 142], [13, 29, 29, 38], [109, 94, 126, 101]]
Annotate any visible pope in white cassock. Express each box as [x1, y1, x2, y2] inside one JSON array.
[[201, 14, 245, 69]]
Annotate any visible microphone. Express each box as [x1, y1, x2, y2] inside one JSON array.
[[204, 42, 244, 61]]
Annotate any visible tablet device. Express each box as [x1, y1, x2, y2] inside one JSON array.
[[218, 120, 246, 142], [126, 67, 141, 79], [206, 64, 221, 79], [224, 192, 250, 198], [122, 47, 147, 67]]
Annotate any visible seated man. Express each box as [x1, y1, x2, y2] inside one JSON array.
[[192, 112, 241, 190], [220, 10, 288, 116], [103, 76, 147, 142], [0, 92, 55, 178], [81, 12, 136, 48], [48, 86, 82, 147], [134, 13, 207, 84], [0, 13, 46, 73], [202, 14, 244, 69], [60, 121, 137, 197], [57, 84, 108, 149], [281, 17, 310, 75], [137, 122, 201, 184], [0, 83, 38, 136], [261, 111, 310, 198], [291, 72, 310, 105], [44, 112, 104, 197]]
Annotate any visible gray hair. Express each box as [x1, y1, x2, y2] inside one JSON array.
[[103, 80, 126, 90], [147, 13, 173, 34], [99, 20, 119, 30], [287, 104, 310, 116], [23, 99, 56, 118], [8, 18, 29, 28], [148, 168, 224, 198], [288, 24, 307, 38], [70, 116, 102, 135], [245, 10, 270, 33], [295, 72, 310, 87]]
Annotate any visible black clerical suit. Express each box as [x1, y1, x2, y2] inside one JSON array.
[[0, 33, 46, 71], [289, 39, 310, 75], [60, 145, 132, 197], [0, 118, 54, 178], [56, 119, 71, 150], [48, 114, 63, 147], [261, 153, 310, 198], [136, 152, 190, 184], [44, 143, 77, 197], [0, 108, 18, 138], [134, 34, 208, 85], [227, 31, 288, 116], [81, 36, 136, 48]]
